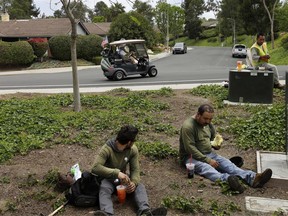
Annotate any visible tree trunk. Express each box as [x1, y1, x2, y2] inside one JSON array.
[[70, 20, 81, 112], [262, 0, 278, 49], [60, 0, 81, 112]]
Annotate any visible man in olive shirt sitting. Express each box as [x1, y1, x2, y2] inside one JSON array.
[[179, 104, 272, 193], [92, 125, 167, 216]]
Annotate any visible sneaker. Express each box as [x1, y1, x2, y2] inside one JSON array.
[[141, 207, 167, 216], [94, 210, 110, 216], [252, 168, 272, 188], [227, 175, 244, 194]]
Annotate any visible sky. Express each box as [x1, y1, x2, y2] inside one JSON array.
[[34, 0, 215, 19]]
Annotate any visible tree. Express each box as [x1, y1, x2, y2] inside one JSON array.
[[262, 0, 280, 49], [58, 0, 81, 112], [109, 2, 125, 21], [217, 0, 252, 43], [109, 11, 157, 48], [91, 1, 125, 22], [94, 1, 109, 17], [169, 6, 185, 40], [3, 0, 39, 19], [92, 16, 105, 23], [184, 0, 205, 39], [89, 1, 110, 22], [154, 1, 170, 45], [205, 0, 221, 41], [54, 0, 92, 22], [205, 0, 220, 18], [133, 0, 155, 25], [276, 1, 288, 32]]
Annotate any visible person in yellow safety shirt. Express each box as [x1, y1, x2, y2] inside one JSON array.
[[250, 32, 285, 89]]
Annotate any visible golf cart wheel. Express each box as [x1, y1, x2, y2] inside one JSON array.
[[113, 71, 124, 81], [141, 73, 147, 77], [148, 67, 158, 77]]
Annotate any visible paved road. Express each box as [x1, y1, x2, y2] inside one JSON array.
[[0, 47, 287, 94]]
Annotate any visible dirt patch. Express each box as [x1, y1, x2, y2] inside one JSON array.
[[0, 90, 287, 216]]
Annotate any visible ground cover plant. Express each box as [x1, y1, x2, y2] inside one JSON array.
[[0, 85, 287, 216]]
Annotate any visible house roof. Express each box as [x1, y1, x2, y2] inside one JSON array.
[[83, 22, 111, 35], [0, 18, 88, 38]]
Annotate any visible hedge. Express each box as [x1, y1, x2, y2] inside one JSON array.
[[0, 41, 34, 65]]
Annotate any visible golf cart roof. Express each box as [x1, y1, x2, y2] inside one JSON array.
[[109, 39, 145, 46]]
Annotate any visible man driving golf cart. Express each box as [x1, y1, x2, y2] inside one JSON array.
[[100, 39, 158, 81]]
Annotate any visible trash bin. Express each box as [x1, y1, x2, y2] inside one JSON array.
[[228, 69, 273, 104]]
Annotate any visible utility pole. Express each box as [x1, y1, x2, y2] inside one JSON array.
[[165, 1, 169, 53], [166, 11, 169, 52]]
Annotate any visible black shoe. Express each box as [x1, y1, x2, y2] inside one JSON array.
[[141, 207, 167, 216], [227, 175, 244, 194], [140, 209, 153, 216], [151, 207, 167, 216], [252, 168, 272, 188], [94, 210, 110, 216], [274, 83, 285, 90]]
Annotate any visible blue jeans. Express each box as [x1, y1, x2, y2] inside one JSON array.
[[99, 179, 150, 215], [186, 152, 256, 186]]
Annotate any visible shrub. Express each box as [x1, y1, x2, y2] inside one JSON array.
[[49, 35, 103, 61], [77, 34, 103, 61], [201, 28, 217, 39], [91, 56, 102, 65], [49, 35, 71, 61], [27, 38, 49, 60], [151, 46, 163, 53], [207, 37, 217, 43], [0, 41, 34, 65], [281, 34, 288, 50]]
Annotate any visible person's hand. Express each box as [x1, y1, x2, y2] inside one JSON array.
[[118, 172, 130, 185], [212, 145, 221, 150], [209, 159, 219, 168], [126, 181, 136, 194], [261, 55, 270, 62], [211, 133, 223, 149]]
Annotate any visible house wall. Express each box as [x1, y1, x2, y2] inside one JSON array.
[[76, 25, 87, 35]]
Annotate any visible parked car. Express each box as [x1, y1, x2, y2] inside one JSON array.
[[172, 42, 187, 54], [100, 39, 158, 81], [232, 44, 247, 58]]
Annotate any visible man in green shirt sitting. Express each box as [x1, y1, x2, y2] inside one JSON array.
[[92, 125, 167, 216], [179, 104, 272, 194]]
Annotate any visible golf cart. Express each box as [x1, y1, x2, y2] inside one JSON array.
[[100, 39, 158, 81]]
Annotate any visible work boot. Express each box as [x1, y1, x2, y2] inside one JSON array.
[[252, 168, 272, 188], [274, 83, 285, 90], [140, 207, 167, 216], [227, 175, 244, 194]]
